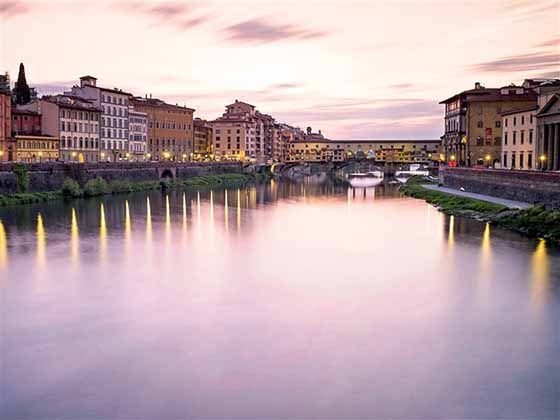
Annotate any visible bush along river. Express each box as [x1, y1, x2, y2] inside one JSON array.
[[400, 176, 560, 245]]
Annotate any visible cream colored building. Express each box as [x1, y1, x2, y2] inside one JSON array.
[[21, 95, 101, 162], [15, 135, 59, 162], [501, 106, 537, 170], [211, 100, 264, 162], [286, 139, 440, 163]]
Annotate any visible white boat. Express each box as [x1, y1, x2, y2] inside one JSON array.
[[348, 171, 384, 187], [394, 169, 430, 184]]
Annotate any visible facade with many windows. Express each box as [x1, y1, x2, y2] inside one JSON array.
[[440, 83, 537, 167], [501, 106, 537, 170], [70, 76, 131, 162], [128, 107, 148, 161], [22, 95, 101, 162], [15, 135, 59, 162], [131, 96, 194, 161], [193, 118, 213, 159], [286, 139, 440, 163]]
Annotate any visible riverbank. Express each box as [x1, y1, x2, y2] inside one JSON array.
[[0, 173, 257, 207], [401, 177, 560, 245]]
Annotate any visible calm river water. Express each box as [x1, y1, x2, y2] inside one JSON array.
[[1, 181, 559, 419]]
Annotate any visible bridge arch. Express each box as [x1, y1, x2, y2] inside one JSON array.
[[160, 168, 175, 179]]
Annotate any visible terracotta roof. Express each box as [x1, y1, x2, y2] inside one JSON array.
[[226, 100, 255, 108], [13, 109, 41, 116], [80, 75, 97, 80]]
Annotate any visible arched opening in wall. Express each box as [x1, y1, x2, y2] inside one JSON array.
[[161, 169, 174, 180]]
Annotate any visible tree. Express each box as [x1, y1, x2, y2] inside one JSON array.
[[13, 63, 31, 105]]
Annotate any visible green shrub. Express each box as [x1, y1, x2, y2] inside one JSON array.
[[83, 177, 110, 197], [61, 178, 82, 198], [12, 163, 29, 193], [109, 180, 133, 194]]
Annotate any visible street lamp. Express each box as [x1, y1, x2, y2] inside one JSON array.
[[450, 154, 456, 161], [146, 153, 152, 161], [38, 151, 43, 163], [71, 152, 77, 162], [540, 154, 547, 170], [182, 153, 187, 161]]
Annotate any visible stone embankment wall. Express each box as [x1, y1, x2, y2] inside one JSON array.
[[440, 167, 560, 209], [0, 162, 243, 194]]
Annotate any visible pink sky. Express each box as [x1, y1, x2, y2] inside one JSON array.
[[0, 0, 558, 139]]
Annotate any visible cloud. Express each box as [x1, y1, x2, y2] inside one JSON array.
[[536, 37, 560, 48], [223, 18, 328, 44], [389, 83, 414, 90], [470, 52, 560, 73], [536, 71, 560, 79], [0, 0, 29, 18], [113, 1, 209, 31]]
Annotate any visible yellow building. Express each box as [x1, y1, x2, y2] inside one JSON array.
[[286, 139, 440, 163], [15, 134, 59, 162]]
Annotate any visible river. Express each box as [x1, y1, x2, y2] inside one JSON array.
[[1, 180, 559, 419]]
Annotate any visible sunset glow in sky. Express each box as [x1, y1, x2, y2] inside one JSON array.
[[1, 0, 558, 139]]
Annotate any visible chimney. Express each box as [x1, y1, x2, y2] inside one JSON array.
[[474, 82, 482, 90]]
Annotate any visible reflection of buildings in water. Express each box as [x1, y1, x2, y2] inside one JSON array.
[[165, 195, 172, 241], [530, 239, 550, 311], [477, 223, 492, 300], [182, 193, 188, 233], [125, 200, 131, 240], [237, 188, 241, 233], [0, 219, 7, 270], [36, 213, 46, 267]]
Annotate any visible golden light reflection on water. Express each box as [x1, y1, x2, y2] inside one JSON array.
[[36, 213, 46, 267], [237, 188, 241, 233], [0, 219, 7, 270], [71, 208, 79, 265], [124, 200, 131, 258], [530, 239, 550, 312], [209, 190, 214, 231], [182, 193, 187, 234], [197, 192, 201, 226], [447, 215, 455, 251], [146, 196, 152, 241], [99, 203, 107, 262], [165, 195, 171, 242], [224, 189, 229, 233], [477, 223, 492, 301]]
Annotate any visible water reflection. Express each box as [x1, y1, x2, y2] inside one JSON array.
[[36, 213, 45, 267], [0, 218, 7, 270], [531, 239, 550, 312], [99, 203, 107, 263], [71, 208, 79, 265], [0, 181, 558, 419]]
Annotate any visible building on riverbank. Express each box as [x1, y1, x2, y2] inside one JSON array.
[[0, 74, 13, 162], [193, 118, 213, 159], [20, 95, 101, 163], [128, 107, 148, 161], [440, 82, 537, 167], [131, 96, 195, 161], [534, 80, 560, 171], [14, 134, 59, 162], [501, 106, 538, 170], [69, 76, 132, 162], [285, 139, 440, 163], [211, 100, 264, 162]]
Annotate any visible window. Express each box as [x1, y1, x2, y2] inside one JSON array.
[[513, 131, 516, 145], [505, 118, 508, 127], [477, 121, 483, 128], [495, 121, 501, 128], [520, 131, 524, 145], [511, 153, 516, 168], [513, 117, 517, 126], [528, 153, 532, 169], [521, 116, 525, 125]]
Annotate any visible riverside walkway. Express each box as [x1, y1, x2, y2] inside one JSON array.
[[422, 184, 532, 209]]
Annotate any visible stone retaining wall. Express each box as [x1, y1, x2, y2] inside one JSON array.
[[440, 167, 560, 209], [0, 162, 244, 194]]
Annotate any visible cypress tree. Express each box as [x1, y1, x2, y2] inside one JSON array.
[[13, 63, 31, 105]]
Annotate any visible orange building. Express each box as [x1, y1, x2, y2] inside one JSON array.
[[131, 97, 194, 161]]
